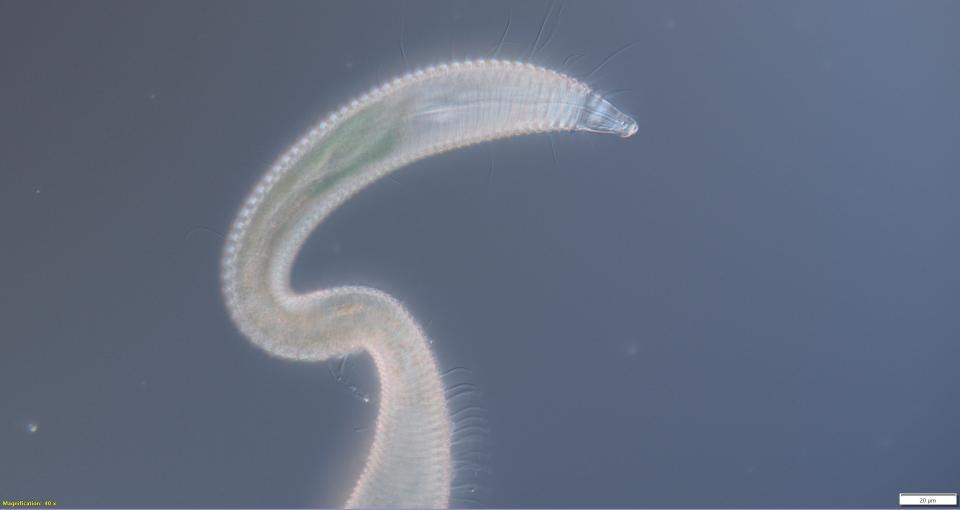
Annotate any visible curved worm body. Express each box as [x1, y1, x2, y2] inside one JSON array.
[[221, 59, 636, 508]]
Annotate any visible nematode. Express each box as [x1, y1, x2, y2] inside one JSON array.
[[221, 59, 637, 508]]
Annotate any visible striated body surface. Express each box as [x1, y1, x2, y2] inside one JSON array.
[[221, 60, 636, 508]]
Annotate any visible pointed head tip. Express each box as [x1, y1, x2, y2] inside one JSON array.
[[578, 94, 638, 139], [620, 118, 639, 138]]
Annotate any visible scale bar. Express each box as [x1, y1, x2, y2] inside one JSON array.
[[900, 493, 958, 506]]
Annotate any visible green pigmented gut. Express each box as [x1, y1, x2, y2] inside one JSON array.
[[221, 59, 637, 508]]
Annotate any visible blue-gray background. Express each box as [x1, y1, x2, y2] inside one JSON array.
[[1, 1, 958, 507]]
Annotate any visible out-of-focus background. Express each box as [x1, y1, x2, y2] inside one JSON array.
[[2, 1, 958, 507]]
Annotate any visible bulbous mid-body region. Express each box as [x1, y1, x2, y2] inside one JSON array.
[[220, 59, 636, 508]]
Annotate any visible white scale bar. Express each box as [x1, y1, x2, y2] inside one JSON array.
[[900, 493, 958, 506]]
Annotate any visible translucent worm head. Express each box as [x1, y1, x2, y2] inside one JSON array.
[[577, 93, 639, 138]]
